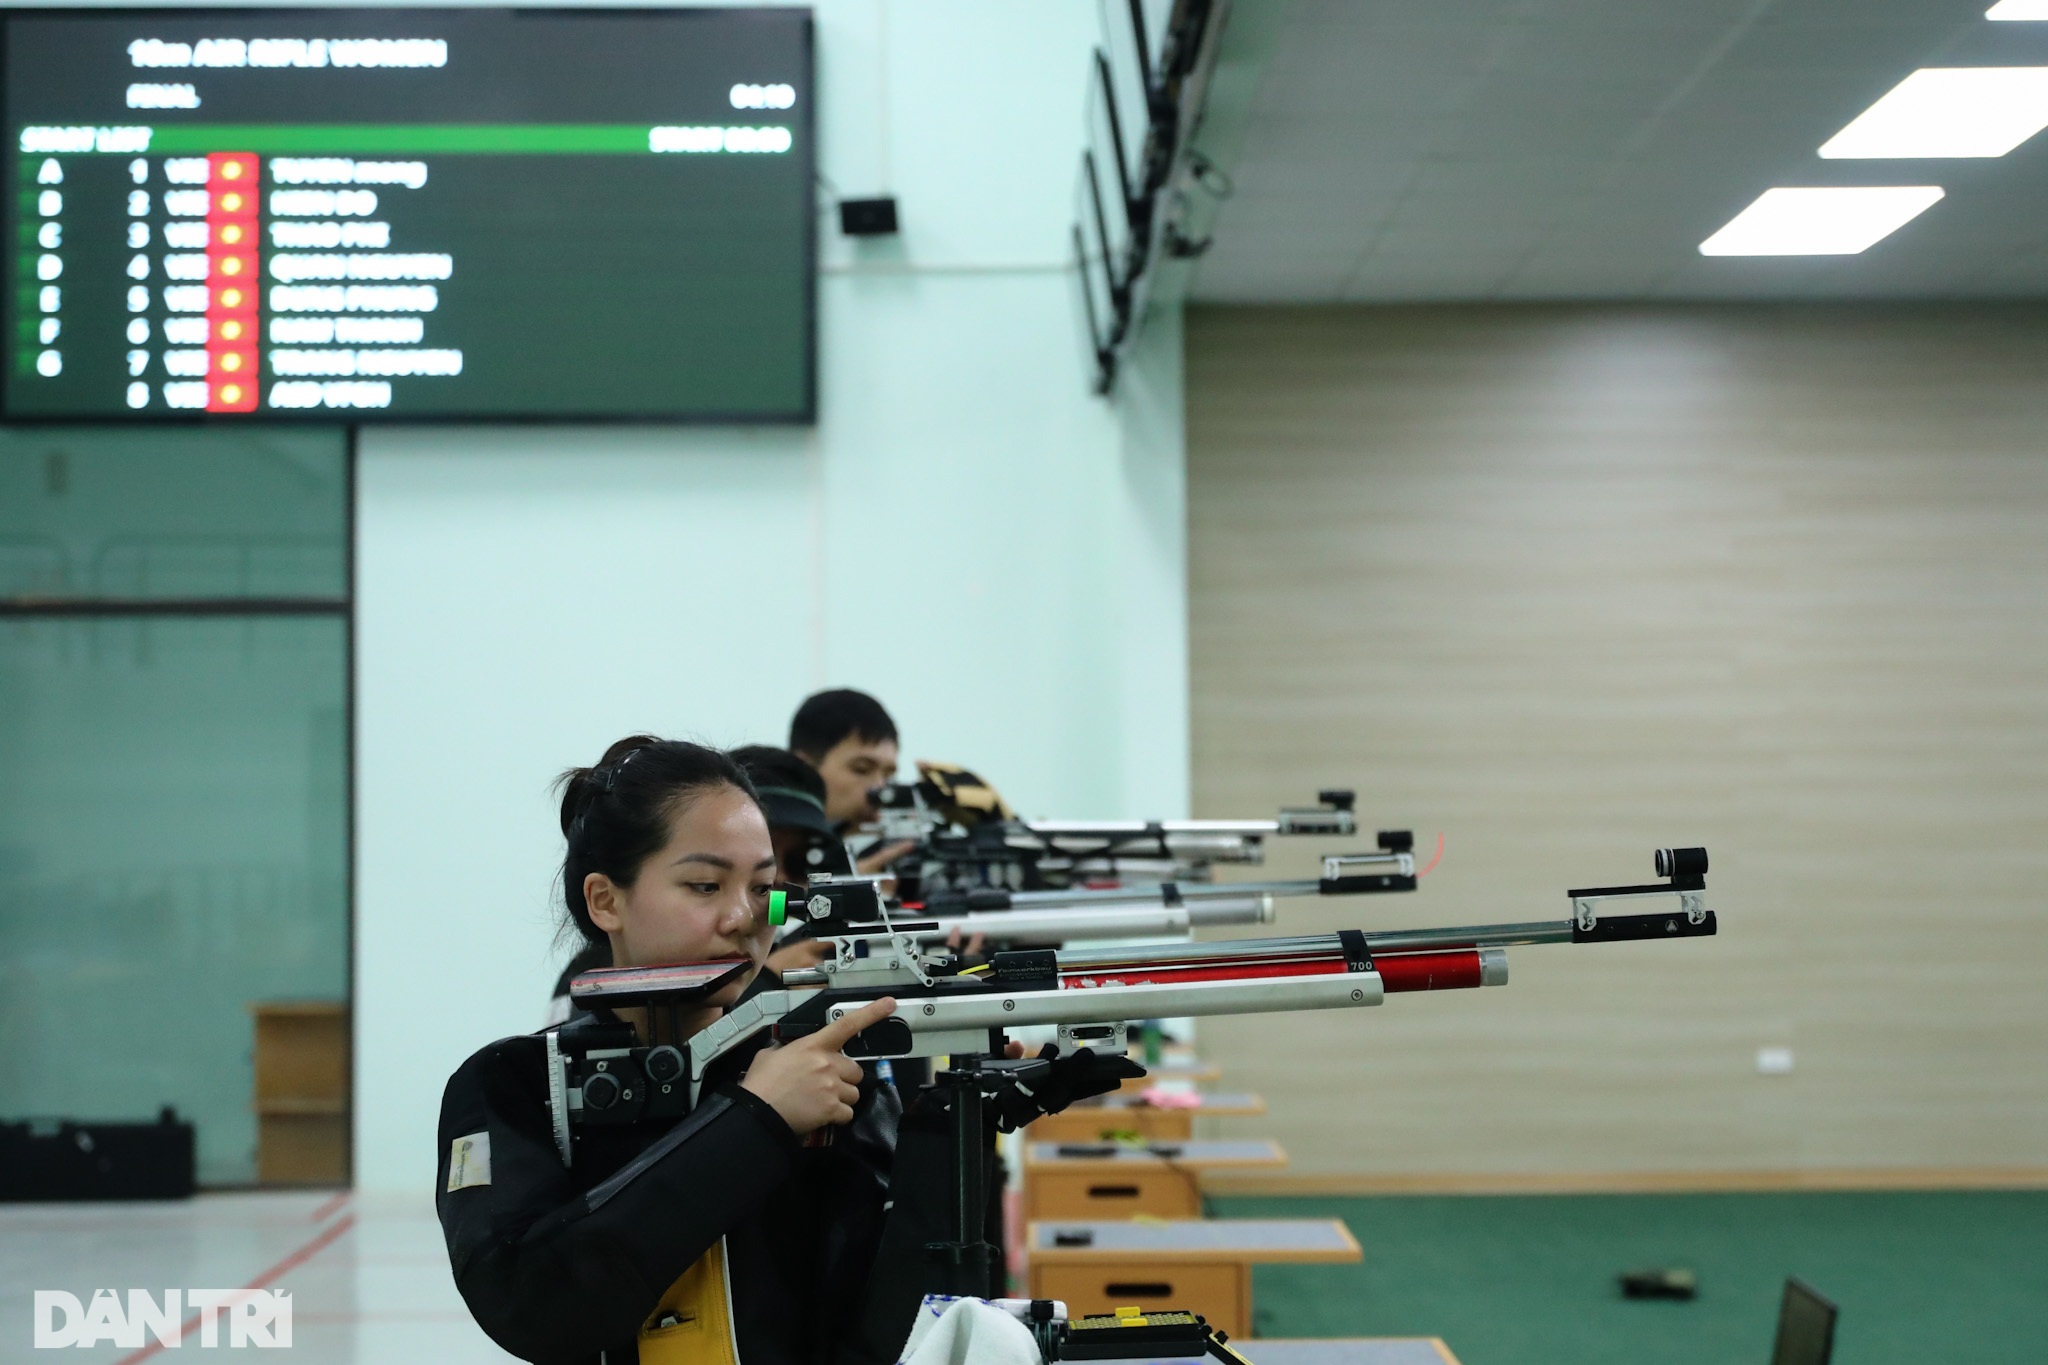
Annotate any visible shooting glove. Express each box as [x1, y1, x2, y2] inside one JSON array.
[[914, 760, 1017, 828], [991, 1046, 1146, 1133]]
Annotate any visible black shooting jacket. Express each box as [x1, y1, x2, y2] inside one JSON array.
[[435, 975, 915, 1365]]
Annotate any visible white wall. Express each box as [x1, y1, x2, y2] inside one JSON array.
[[354, 2, 1188, 1192]]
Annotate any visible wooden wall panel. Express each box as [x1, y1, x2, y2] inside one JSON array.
[[1186, 304, 2048, 1178]]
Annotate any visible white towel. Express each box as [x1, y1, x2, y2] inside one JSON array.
[[896, 1296, 1055, 1365]]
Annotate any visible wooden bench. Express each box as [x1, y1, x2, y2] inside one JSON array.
[[1032, 1092, 1267, 1143], [1026, 1218, 1360, 1340], [1023, 1139, 1288, 1220]]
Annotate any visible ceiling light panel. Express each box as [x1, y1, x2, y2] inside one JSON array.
[[1820, 67, 2048, 158], [1987, 2, 2048, 19], [1698, 186, 1945, 256]]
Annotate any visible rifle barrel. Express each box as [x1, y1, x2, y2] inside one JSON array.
[[1052, 920, 1574, 970], [997, 878, 1314, 909], [822, 968, 1387, 1037], [986, 855, 1408, 912], [871, 895, 1275, 945]]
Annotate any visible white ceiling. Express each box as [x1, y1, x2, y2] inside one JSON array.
[[1189, 0, 2048, 301]]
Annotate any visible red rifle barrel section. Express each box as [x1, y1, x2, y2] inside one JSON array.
[[1059, 948, 1484, 993]]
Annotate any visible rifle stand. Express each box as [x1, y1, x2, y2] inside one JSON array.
[[921, 1053, 1061, 1298], [922, 1057, 998, 1298]]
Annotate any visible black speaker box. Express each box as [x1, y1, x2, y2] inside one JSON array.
[[838, 196, 900, 236], [0, 1108, 196, 1201]]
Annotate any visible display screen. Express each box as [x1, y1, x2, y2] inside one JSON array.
[[3, 8, 813, 422]]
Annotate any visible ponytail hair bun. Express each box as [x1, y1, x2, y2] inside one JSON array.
[[557, 734, 661, 837]]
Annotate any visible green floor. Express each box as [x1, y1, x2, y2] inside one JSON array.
[[1212, 1191, 2048, 1365]]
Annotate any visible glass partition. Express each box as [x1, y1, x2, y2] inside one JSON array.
[[0, 427, 347, 1186], [0, 426, 345, 601]]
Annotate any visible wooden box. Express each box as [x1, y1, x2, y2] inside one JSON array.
[[252, 1003, 349, 1185], [1022, 1139, 1288, 1221], [1030, 1093, 1265, 1144], [1028, 1166, 1203, 1220], [1032, 1108, 1194, 1143], [1026, 1219, 1360, 1341], [1035, 1263, 1249, 1336]]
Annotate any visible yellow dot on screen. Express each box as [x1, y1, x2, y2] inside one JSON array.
[[221, 289, 243, 307], [221, 258, 242, 276], [221, 320, 243, 340], [221, 384, 243, 403], [220, 353, 242, 372], [221, 161, 244, 180], [221, 192, 243, 212], [221, 225, 243, 244]]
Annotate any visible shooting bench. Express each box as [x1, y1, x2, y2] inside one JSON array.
[[1032, 1092, 1267, 1143], [1022, 1139, 1288, 1220], [1025, 1218, 1361, 1339]]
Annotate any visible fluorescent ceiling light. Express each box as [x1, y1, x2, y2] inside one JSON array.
[[1698, 186, 1944, 256], [1987, 2, 2048, 19], [1820, 67, 2048, 158]]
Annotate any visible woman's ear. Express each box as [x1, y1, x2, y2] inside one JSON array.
[[585, 872, 625, 933]]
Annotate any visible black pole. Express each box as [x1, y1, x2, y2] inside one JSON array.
[[952, 1072, 986, 1291], [927, 1059, 998, 1297]]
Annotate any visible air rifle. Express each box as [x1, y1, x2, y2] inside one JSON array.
[[549, 847, 1713, 1149], [773, 832, 1418, 951], [869, 780, 1382, 897]]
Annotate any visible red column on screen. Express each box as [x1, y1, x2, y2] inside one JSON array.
[[205, 152, 260, 413]]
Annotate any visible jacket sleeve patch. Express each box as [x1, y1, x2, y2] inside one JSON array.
[[447, 1131, 493, 1191]]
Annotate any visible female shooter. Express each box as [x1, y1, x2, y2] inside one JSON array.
[[436, 737, 901, 1365]]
